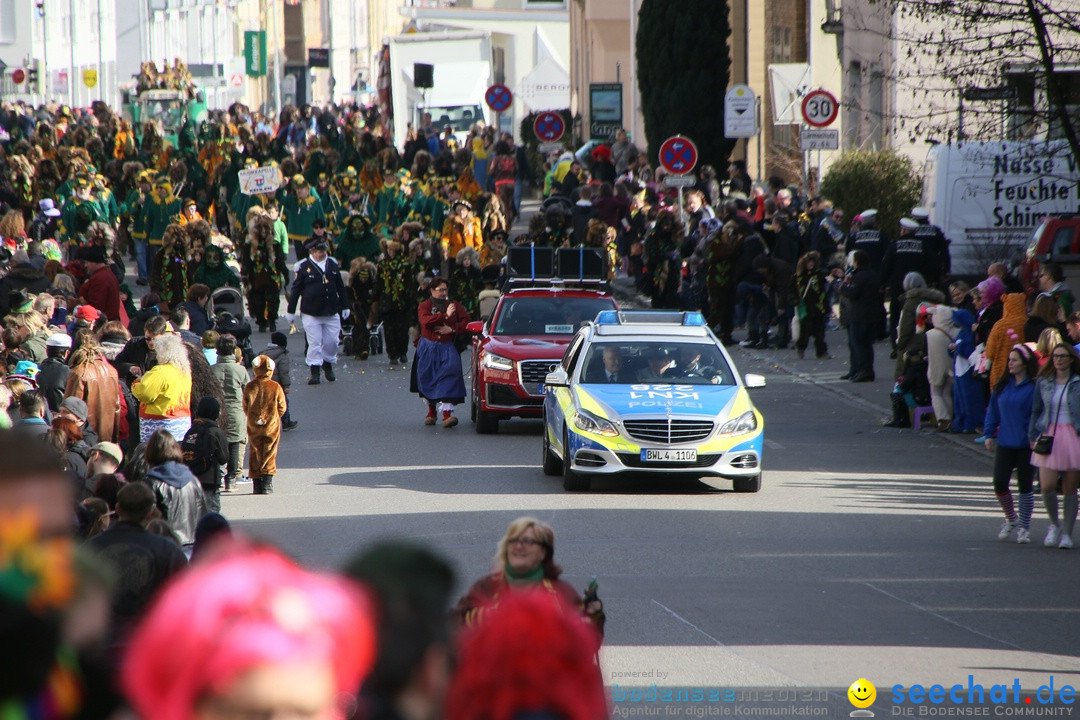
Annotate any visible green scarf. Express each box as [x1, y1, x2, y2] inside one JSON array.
[[504, 562, 544, 587]]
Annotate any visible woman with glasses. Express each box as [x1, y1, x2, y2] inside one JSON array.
[[1028, 343, 1080, 548], [983, 344, 1039, 543], [453, 516, 605, 634]]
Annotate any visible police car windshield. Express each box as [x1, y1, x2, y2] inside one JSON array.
[[580, 342, 735, 386], [493, 297, 615, 336]]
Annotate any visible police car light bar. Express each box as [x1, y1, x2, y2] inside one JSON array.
[[594, 311, 707, 326]]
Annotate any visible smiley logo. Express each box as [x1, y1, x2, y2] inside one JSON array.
[[848, 678, 877, 709]]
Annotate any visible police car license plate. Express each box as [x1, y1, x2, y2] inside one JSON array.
[[641, 449, 697, 462]]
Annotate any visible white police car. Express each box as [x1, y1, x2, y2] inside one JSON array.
[[541, 310, 765, 492]]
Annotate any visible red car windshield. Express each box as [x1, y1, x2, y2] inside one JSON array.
[[493, 296, 615, 336]]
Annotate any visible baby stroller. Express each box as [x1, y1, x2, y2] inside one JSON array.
[[210, 287, 255, 367], [207, 286, 246, 319]]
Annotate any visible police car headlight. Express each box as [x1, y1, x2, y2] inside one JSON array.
[[717, 411, 757, 437], [482, 352, 514, 371], [572, 409, 619, 437]]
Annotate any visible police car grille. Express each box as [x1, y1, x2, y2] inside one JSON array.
[[520, 360, 559, 388], [622, 419, 715, 444]]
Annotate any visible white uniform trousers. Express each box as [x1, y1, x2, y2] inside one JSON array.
[[302, 313, 341, 366]]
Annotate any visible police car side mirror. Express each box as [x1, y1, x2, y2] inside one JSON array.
[[545, 368, 569, 387], [744, 373, 766, 389], [465, 321, 484, 334]]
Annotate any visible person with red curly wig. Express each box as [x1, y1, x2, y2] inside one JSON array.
[[452, 516, 605, 635], [122, 543, 376, 720], [445, 589, 607, 720]]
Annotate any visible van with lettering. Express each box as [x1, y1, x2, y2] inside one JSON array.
[[922, 140, 1080, 278]]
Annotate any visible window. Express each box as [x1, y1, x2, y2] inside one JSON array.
[[1052, 226, 1075, 256], [580, 342, 734, 386], [869, 67, 884, 150]]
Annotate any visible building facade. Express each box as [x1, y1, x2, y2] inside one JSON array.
[[0, 0, 119, 107]]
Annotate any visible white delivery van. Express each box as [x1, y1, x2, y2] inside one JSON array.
[[922, 140, 1080, 277]]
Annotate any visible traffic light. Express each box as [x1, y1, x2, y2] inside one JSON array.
[[27, 60, 40, 94]]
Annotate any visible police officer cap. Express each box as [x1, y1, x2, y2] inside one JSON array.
[[861, 209, 878, 220], [304, 237, 329, 252], [900, 217, 919, 229], [911, 206, 930, 220]]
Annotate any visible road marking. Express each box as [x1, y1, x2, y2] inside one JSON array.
[[339, 463, 535, 473], [651, 599, 725, 645], [763, 438, 785, 450], [863, 582, 1024, 650]]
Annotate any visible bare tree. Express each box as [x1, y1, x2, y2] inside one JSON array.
[[853, 0, 1080, 162]]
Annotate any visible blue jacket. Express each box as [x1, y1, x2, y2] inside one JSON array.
[[1029, 375, 1080, 443], [287, 256, 347, 318], [984, 376, 1035, 448]]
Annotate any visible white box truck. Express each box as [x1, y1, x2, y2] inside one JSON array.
[[922, 140, 1080, 277], [388, 31, 494, 152]]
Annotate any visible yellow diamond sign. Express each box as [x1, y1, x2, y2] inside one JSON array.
[[82, 69, 98, 88]]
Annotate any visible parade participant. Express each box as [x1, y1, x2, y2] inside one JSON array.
[[243, 214, 289, 333], [120, 171, 154, 285], [75, 244, 121, 322], [122, 544, 375, 720], [243, 354, 287, 495], [336, 214, 380, 271], [142, 177, 182, 275], [176, 198, 203, 225], [286, 235, 349, 385], [441, 199, 481, 271], [1029, 343, 1080, 549], [149, 223, 191, 309], [281, 174, 325, 262], [793, 250, 830, 359], [372, 240, 413, 369], [450, 247, 482, 319], [413, 277, 470, 427], [130, 332, 192, 442], [193, 243, 240, 292], [983, 345, 1038, 543], [452, 516, 604, 633]]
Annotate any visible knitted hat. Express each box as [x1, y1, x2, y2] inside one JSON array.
[[270, 331, 288, 348]]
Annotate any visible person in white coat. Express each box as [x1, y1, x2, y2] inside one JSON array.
[[926, 305, 957, 431]]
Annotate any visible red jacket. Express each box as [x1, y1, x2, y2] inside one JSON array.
[[80, 265, 121, 322], [418, 298, 470, 342]]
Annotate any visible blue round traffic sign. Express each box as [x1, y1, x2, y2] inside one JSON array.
[[533, 112, 565, 143], [658, 135, 698, 175], [485, 84, 513, 113]]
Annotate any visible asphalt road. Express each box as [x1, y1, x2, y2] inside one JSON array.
[[224, 329, 1080, 716]]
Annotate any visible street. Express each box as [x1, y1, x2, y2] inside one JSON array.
[[225, 330, 1080, 715]]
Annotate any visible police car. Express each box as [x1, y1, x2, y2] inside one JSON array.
[[541, 310, 766, 492]]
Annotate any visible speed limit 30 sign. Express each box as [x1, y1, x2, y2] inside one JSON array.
[[801, 89, 839, 128]]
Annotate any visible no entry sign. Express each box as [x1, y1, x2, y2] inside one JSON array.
[[485, 84, 513, 113], [533, 112, 565, 143], [658, 136, 698, 175]]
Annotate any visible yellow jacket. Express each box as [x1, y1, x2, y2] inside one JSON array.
[[441, 216, 482, 260], [132, 363, 192, 418]]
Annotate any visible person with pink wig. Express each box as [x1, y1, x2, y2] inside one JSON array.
[[122, 543, 376, 720]]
